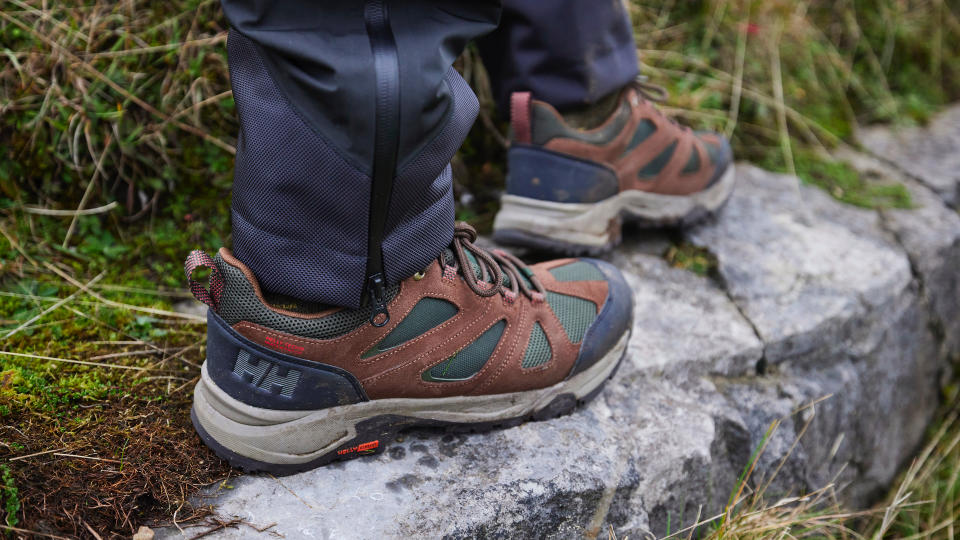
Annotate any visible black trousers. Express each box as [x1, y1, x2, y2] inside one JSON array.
[[223, 0, 638, 308]]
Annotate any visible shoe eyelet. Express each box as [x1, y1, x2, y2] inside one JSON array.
[[413, 271, 425, 281]]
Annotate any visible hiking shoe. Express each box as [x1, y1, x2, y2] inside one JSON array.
[[185, 223, 632, 474], [493, 79, 735, 255]]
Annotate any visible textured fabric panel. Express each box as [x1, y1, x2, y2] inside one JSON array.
[[364, 297, 458, 357], [258, 363, 302, 398], [521, 322, 552, 369], [531, 100, 631, 146], [222, 0, 499, 172], [546, 292, 597, 344], [549, 261, 606, 282], [227, 30, 371, 307], [477, 0, 638, 111], [425, 320, 506, 381], [381, 68, 477, 286], [215, 254, 398, 340]]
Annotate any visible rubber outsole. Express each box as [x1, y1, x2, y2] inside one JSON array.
[[192, 337, 629, 476], [492, 165, 736, 257]]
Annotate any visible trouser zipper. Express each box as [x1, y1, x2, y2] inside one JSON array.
[[363, 0, 400, 327]]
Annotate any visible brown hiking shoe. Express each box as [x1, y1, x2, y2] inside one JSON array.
[[186, 223, 632, 474], [493, 79, 735, 254]]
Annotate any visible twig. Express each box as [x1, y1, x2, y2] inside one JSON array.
[[0, 524, 71, 540], [170, 90, 233, 121], [63, 132, 113, 247], [0, 350, 149, 371], [188, 518, 243, 540], [88, 349, 162, 361], [725, 5, 749, 138], [3, 271, 105, 339], [85, 33, 227, 59], [22, 201, 118, 216], [82, 519, 104, 540], [53, 453, 122, 464], [92, 283, 193, 298], [8, 446, 71, 462], [43, 262, 205, 321]]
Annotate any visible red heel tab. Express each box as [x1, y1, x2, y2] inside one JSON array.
[[185, 250, 223, 309], [510, 91, 532, 145]]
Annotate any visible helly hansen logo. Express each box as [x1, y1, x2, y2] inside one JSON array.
[[233, 350, 301, 397]]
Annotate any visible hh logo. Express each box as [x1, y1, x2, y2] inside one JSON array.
[[233, 350, 301, 397]]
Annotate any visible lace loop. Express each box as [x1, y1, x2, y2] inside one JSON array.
[[441, 223, 547, 301], [633, 75, 669, 103]]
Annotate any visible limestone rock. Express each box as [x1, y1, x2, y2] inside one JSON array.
[[161, 118, 960, 538], [858, 105, 960, 207]]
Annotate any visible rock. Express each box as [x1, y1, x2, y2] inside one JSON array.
[[160, 120, 960, 538], [687, 165, 911, 365], [609, 252, 762, 380], [133, 526, 155, 540], [838, 148, 960, 357], [858, 105, 960, 207], [172, 299, 208, 319]]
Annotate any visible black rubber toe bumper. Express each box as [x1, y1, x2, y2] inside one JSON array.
[[567, 259, 634, 378]]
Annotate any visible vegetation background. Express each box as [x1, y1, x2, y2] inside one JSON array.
[[1, 0, 959, 537]]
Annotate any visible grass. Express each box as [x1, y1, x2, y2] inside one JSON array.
[[2, 0, 960, 537]]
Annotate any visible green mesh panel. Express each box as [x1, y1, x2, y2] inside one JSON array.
[[620, 119, 657, 157], [682, 148, 701, 174], [531, 100, 631, 145], [423, 320, 506, 382], [362, 298, 458, 358], [521, 322, 552, 369], [549, 261, 605, 282], [637, 140, 678, 179], [214, 255, 399, 339], [546, 292, 597, 344]]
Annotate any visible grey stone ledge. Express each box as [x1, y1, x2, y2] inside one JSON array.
[[162, 115, 960, 539], [858, 105, 960, 208]]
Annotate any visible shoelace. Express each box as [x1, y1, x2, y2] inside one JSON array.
[[631, 75, 690, 132], [443, 222, 546, 302], [632, 75, 669, 103]]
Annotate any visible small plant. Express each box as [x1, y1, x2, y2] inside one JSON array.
[[0, 464, 20, 530], [664, 243, 718, 277]]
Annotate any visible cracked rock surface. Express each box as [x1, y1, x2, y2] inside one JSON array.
[[858, 105, 960, 208], [161, 113, 960, 539]]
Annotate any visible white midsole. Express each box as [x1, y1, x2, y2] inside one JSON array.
[[192, 331, 629, 465], [493, 165, 736, 247]]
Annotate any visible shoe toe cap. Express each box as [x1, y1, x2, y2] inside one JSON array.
[[568, 259, 634, 377]]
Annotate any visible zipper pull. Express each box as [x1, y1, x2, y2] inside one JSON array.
[[366, 273, 390, 327]]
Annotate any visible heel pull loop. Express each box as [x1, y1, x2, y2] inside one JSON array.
[[510, 91, 532, 145], [185, 250, 223, 310]]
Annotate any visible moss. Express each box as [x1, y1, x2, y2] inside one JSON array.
[[760, 150, 912, 210], [0, 464, 19, 529], [664, 243, 718, 277]]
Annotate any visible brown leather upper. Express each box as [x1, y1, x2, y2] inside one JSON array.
[[229, 256, 609, 400], [537, 86, 718, 195]]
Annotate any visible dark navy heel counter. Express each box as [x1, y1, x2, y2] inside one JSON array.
[[506, 145, 619, 204], [205, 309, 367, 411]]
